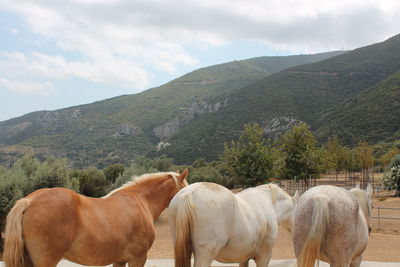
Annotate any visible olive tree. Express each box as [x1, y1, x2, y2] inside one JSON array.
[[222, 124, 273, 187]]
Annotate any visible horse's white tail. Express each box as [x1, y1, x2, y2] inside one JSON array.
[[297, 194, 330, 267], [174, 192, 195, 267], [3, 198, 32, 267]]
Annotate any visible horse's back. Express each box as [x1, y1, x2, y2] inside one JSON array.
[[294, 185, 362, 263], [170, 182, 236, 226]]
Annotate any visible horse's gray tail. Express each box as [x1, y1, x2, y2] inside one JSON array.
[[297, 194, 330, 267], [174, 192, 194, 267], [3, 198, 33, 267]]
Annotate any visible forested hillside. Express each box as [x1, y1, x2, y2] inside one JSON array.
[[162, 34, 400, 163], [0, 52, 342, 167], [315, 71, 400, 144]]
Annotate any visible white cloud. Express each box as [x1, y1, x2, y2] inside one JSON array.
[[9, 28, 19, 34], [0, 51, 150, 91], [0, 0, 400, 94], [0, 78, 54, 96]]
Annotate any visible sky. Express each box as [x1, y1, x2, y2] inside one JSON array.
[[1, 0, 400, 121]]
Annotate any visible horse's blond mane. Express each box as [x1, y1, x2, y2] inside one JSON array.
[[259, 183, 290, 205], [350, 188, 370, 217], [103, 172, 179, 198]]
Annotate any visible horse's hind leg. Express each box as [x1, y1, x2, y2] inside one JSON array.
[[114, 263, 126, 267], [255, 251, 272, 267], [330, 261, 351, 267], [30, 256, 61, 267], [193, 250, 217, 267], [128, 254, 147, 267], [350, 256, 362, 267], [240, 260, 249, 267], [255, 240, 274, 267]]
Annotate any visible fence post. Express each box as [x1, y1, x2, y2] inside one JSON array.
[[378, 207, 381, 230]]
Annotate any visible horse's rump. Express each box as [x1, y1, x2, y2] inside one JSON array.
[[294, 185, 371, 267], [296, 194, 330, 267]]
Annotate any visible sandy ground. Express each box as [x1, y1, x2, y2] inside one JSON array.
[[149, 198, 400, 262], [2, 259, 400, 267]]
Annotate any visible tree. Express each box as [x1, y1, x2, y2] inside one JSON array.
[[221, 124, 273, 187], [135, 155, 173, 172], [279, 123, 326, 185], [356, 141, 375, 187], [325, 136, 348, 180], [103, 164, 125, 184], [381, 154, 400, 196], [380, 148, 400, 169], [326, 136, 347, 171], [343, 148, 360, 179]]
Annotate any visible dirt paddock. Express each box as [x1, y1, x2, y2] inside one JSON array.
[[149, 198, 400, 262]]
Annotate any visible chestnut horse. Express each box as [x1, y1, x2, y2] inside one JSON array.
[[3, 170, 188, 267]]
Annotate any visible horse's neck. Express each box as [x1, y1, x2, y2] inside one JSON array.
[[252, 189, 283, 221], [123, 181, 175, 220], [271, 200, 284, 222], [358, 199, 369, 222], [350, 190, 370, 223], [269, 197, 290, 223]]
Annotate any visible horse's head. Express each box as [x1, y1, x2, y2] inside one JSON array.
[[172, 169, 189, 192], [260, 184, 298, 233], [350, 183, 373, 234]]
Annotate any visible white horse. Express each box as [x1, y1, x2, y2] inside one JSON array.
[[168, 182, 298, 267], [293, 184, 373, 267]]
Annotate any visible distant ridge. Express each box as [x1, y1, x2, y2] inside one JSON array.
[[0, 51, 343, 167]]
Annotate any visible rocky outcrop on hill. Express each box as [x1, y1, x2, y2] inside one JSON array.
[[154, 100, 228, 140], [113, 124, 143, 137], [263, 117, 302, 138], [37, 109, 81, 126]]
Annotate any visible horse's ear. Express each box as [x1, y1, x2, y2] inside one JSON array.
[[293, 190, 300, 203], [366, 183, 373, 197], [355, 183, 361, 189], [179, 169, 189, 181]]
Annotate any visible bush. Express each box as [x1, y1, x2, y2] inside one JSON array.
[[188, 164, 235, 188], [103, 164, 125, 183], [381, 154, 400, 196], [30, 157, 78, 192], [107, 163, 158, 192], [0, 169, 27, 234], [71, 167, 107, 197]]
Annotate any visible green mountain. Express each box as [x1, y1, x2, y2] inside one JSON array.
[[0, 52, 343, 167], [316, 71, 400, 145], [161, 34, 400, 163]]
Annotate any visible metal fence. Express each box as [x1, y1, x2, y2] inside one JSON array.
[[280, 178, 383, 196], [279, 173, 397, 198], [372, 205, 400, 230]]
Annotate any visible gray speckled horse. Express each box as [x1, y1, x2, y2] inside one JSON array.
[[293, 184, 372, 267]]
